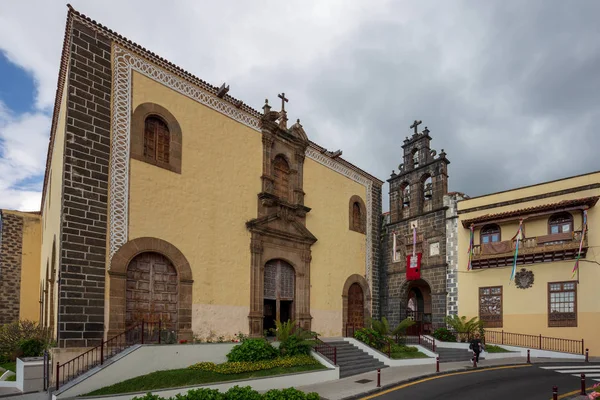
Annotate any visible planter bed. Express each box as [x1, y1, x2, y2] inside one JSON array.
[[84, 363, 326, 396]]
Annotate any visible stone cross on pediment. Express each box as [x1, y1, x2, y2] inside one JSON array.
[[277, 92, 289, 129]]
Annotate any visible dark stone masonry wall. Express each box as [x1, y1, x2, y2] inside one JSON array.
[[381, 208, 448, 328], [0, 212, 24, 324], [369, 183, 383, 320], [58, 20, 112, 347]]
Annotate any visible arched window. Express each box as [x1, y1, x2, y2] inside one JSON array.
[[412, 149, 420, 168], [349, 195, 366, 234], [481, 224, 501, 244], [423, 176, 433, 201], [352, 203, 361, 231], [273, 155, 290, 200], [144, 116, 170, 163], [401, 183, 410, 208], [549, 212, 573, 234]]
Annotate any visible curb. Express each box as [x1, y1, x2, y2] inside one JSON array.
[[339, 363, 529, 400]]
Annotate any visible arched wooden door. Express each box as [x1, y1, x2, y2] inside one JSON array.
[[126, 252, 179, 329], [347, 283, 364, 330]]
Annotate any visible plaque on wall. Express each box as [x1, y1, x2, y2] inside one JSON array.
[[429, 242, 440, 256], [515, 268, 534, 289]]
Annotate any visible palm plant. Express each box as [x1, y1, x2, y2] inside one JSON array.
[[274, 320, 316, 356], [444, 315, 483, 342]]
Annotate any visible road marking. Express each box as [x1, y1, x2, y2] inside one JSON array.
[[571, 373, 600, 377], [556, 369, 600, 373], [360, 365, 532, 399], [540, 365, 600, 370]]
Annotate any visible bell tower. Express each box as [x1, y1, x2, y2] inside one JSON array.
[[389, 121, 449, 223], [381, 120, 451, 332]]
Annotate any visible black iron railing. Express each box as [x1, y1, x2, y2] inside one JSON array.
[[55, 321, 169, 390], [314, 336, 337, 365], [484, 330, 584, 355]]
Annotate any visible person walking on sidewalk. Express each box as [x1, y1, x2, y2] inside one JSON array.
[[469, 333, 484, 363]]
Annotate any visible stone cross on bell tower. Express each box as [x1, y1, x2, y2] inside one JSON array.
[[410, 120, 422, 134]]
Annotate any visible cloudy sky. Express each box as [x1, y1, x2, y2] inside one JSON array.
[[1, 0, 599, 212]]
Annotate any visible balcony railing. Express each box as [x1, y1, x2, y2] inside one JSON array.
[[471, 230, 587, 269]]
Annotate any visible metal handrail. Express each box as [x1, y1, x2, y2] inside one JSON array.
[[484, 330, 584, 355], [55, 321, 167, 390], [314, 335, 337, 365]]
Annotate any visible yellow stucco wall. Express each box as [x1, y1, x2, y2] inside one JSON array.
[[18, 212, 42, 321], [304, 159, 367, 337], [128, 71, 262, 338], [457, 173, 600, 356], [126, 71, 371, 339], [38, 78, 68, 330], [2, 210, 42, 322], [458, 172, 600, 212]]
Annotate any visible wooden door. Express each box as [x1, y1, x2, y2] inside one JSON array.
[[347, 283, 364, 329], [263, 260, 295, 328], [126, 252, 178, 329]]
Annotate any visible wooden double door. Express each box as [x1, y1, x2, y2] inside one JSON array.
[[263, 260, 295, 334], [126, 252, 179, 329]]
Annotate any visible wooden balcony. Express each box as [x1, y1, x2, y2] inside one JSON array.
[[471, 230, 587, 269]]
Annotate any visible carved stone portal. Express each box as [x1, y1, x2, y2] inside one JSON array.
[[247, 95, 317, 337], [515, 268, 534, 289]]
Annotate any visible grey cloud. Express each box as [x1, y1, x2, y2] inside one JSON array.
[[231, 0, 600, 211], [2, 0, 599, 212]]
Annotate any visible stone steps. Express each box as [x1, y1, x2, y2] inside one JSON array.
[[324, 341, 387, 379]]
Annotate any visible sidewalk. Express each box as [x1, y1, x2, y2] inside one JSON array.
[[296, 357, 589, 400]]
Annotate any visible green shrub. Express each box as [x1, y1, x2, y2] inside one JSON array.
[[132, 386, 320, 400], [444, 315, 483, 343], [0, 320, 51, 361], [354, 327, 384, 349], [189, 355, 319, 374], [391, 344, 418, 353], [18, 339, 45, 357], [354, 327, 393, 353], [263, 388, 320, 400], [132, 394, 162, 400], [279, 335, 313, 357], [224, 386, 261, 400], [271, 320, 316, 357], [226, 338, 278, 362], [432, 328, 457, 342]]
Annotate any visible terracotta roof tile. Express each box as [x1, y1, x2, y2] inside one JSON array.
[[461, 196, 599, 227]]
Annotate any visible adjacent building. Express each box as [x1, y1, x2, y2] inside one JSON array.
[[0, 210, 41, 325], [457, 171, 600, 355]]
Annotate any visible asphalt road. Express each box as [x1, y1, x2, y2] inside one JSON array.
[[363, 362, 600, 400]]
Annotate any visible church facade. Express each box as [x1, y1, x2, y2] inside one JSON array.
[[30, 6, 383, 349]]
